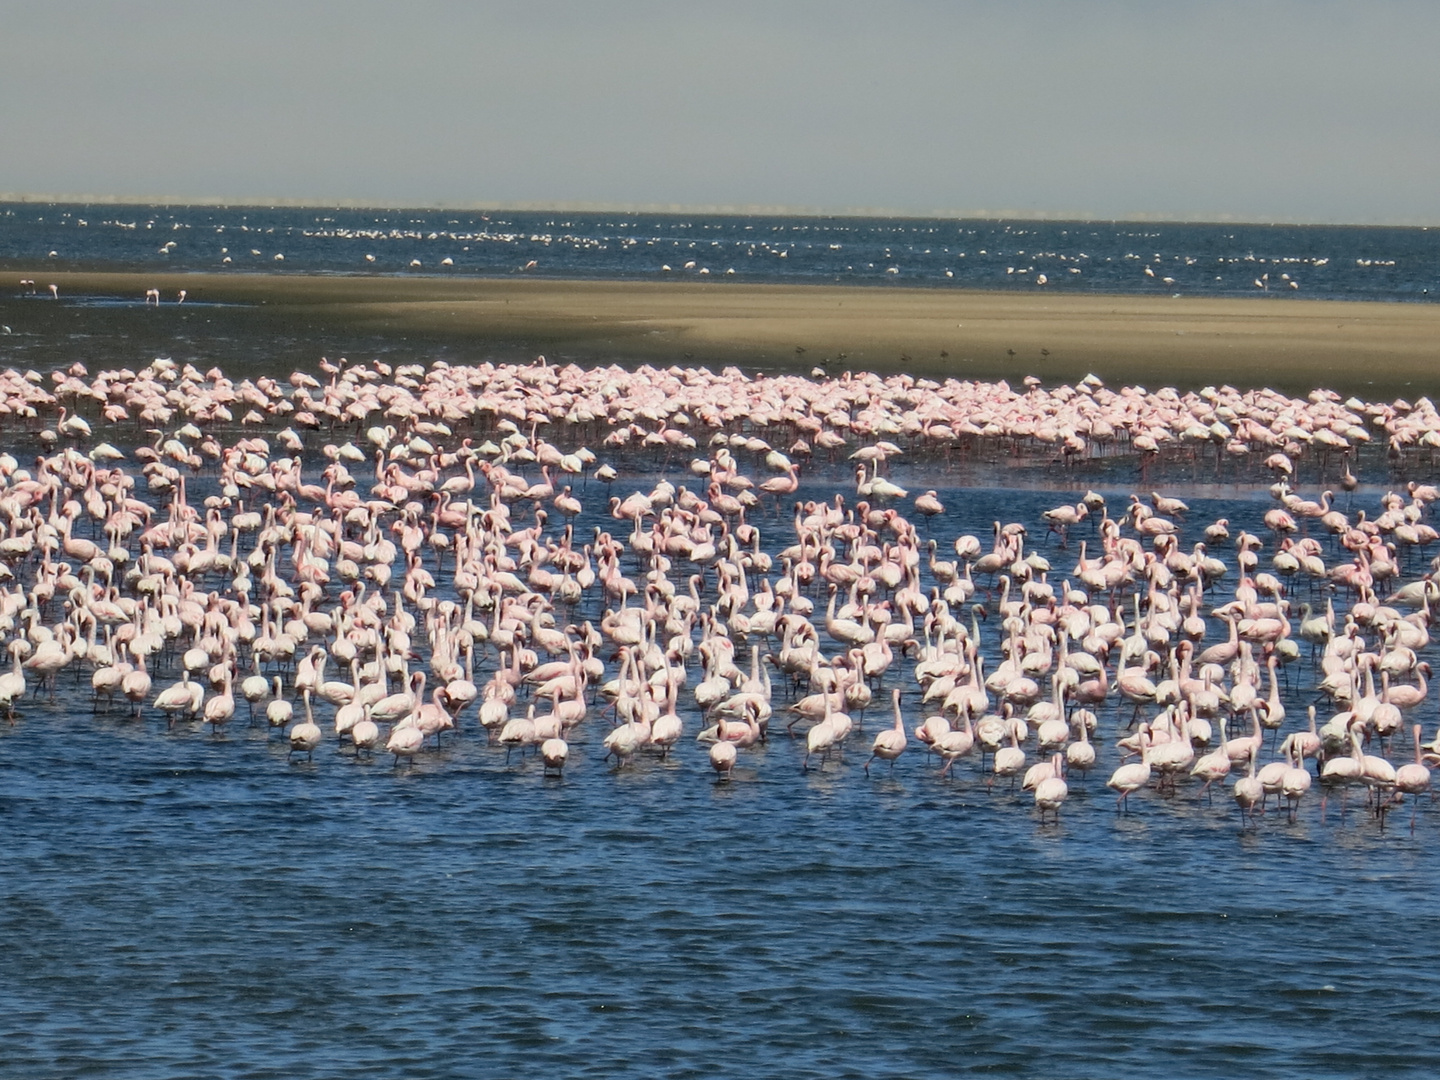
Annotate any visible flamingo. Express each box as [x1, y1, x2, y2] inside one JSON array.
[[540, 731, 569, 774], [1233, 753, 1263, 822], [866, 688, 908, 774], [352, 710, 381, 758], [1034, 755, 1069, 822], [1107, 734, 1151, 811], [710, 723, 737, 780], [266, 677, 293, 732], [154, 671, 201, 726], [1394, 725, 1431, 828], [289, 689, 323, 761]]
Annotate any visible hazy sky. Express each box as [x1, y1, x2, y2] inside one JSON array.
[[3, 1, 1438, 223]]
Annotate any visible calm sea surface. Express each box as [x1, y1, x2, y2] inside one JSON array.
[[2, 206, 1440, 1077], [2, 202, 1439, 301]]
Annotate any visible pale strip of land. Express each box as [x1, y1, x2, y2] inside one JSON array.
[[10, 271, 1440, 394]]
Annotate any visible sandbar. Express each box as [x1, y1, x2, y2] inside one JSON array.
[[6, 270, 1440, 395]]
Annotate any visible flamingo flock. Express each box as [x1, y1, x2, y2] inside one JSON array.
[[3, 348, 1440, 830]]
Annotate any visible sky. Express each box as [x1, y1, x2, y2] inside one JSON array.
[[2, 0, 1438, 224]]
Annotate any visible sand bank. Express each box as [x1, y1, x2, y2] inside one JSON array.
[[8, 271, 1440, 395]]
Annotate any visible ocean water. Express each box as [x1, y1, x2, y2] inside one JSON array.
[[3, 204, 1440, 1075], [2, 444, 1440, 1078], [3, 202, 1439, 302]]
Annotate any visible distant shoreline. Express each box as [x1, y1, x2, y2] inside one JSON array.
[[6, 270, 1440, 396], [2, 195, 1436, 229]]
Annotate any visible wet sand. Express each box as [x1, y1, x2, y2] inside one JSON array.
[[8, 270, 1440, 394]]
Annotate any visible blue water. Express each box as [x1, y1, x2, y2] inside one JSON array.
[[3, 445, 1439, 1078], [3, 201, 1440, 1074], [4, 202, 1440, 302]]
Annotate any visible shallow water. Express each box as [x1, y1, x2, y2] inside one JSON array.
[[3, 450, 1439, 1078]]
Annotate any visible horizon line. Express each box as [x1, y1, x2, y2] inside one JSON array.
[[2, 190, 1437, 229]]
